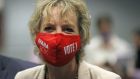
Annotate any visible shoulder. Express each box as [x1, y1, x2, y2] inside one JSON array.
[[15, 65, 45, 79], [87, 36, 101, 47], [0, 55, 37, 72], [84, 36, 102, 53], [90, 64, 121, 79], [112, 35, 130, 47], [0, 55, 38, 79], [79, 61, 121, 79], [0, 55, 37, 67]]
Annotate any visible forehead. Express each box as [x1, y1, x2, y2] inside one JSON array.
[[42, 6, 78, 24]]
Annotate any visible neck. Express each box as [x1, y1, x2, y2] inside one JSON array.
[[46, 58, 78, 79]]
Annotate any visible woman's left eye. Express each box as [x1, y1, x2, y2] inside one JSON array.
[[63, 27, 74, 33]]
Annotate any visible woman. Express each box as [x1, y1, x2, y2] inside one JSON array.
[[15, 0, 121, 79]]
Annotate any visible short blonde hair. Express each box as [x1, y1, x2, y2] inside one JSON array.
[[29, 0, 90, 60]]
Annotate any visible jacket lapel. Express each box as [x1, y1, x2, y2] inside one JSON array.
[[37, 65, 45, 79], [37, 61, 94, 79], [78, 61, 92, 79]]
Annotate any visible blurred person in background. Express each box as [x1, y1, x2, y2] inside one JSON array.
[[15, 0, 121, 79], [127, 28, 140, 79], [84, 14, 132, 79], [0, 1, 37, 79]]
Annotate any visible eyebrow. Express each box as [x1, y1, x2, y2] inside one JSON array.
[[42, 21, 55, 27], [63, 20, 77, 28], [41, 17, 78, 27]]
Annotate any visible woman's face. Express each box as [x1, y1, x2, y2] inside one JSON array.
[[40, 7, 79, 35]]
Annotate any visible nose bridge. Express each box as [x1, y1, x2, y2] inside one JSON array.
[[56, 25, 62, 33]]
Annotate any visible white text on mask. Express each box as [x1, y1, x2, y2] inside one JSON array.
[[38, 39, 48, 49], [64, 42, 77, 55]]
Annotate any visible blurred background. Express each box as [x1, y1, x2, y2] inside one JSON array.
[[1, 0, 139, 61], [88, 0, 140, 40], [1, 0, 36, 62], [0, 0, 140, 79]]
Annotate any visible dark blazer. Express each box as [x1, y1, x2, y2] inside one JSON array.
[[0, 55, 38, 79]]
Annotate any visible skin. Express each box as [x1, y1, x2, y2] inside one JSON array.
[[39, 7, 79, 79], [40, 7, 79, 35], [99, 21, 111, 34], [98, 21, 112, 49]]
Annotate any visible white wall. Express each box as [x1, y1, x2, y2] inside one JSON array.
[[0, 0, 4, 10], [2, 0, 140, 61], [2, 0, 36, 61], [86, 0, 140, 41]]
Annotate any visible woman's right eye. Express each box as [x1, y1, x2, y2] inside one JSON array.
[[43, 24, 55, 33]]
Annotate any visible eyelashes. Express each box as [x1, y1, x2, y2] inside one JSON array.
[[43, 24, 75, 34], [44, 26, 54, 33], [63, 27, 74, 33]]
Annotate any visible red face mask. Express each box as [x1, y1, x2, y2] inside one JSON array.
[[35, 33, 81, 66]]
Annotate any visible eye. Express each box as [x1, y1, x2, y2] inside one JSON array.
[[44, 24, 55, 33], [63, 25, 74, 33]]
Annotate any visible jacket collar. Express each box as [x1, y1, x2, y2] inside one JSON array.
[[37, 65, 45, 79], [37, 61, 93, 79], [78, 60, 93, 79]]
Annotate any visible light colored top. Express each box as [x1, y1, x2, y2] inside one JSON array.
[[84, 35, 132, 65], [15, 61, 121, 79]]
